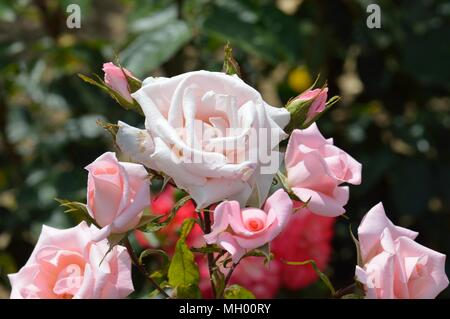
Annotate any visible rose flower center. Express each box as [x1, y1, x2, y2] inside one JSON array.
[[245, 218, 264, 232]]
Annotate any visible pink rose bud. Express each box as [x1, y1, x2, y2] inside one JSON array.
[[85, 152, 150, 240], [296, 87, 328, 120], [356, 203, 449, 299], [8, 221, 134, 299], [285, 86, 331, 132], [204, 189, 292, 263], [103, 62, 135, 103], [285, 123, 362, 217]]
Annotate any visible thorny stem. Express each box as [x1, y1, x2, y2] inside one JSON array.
[[123, 237, 171, 299], [203, 211, 217, 298]]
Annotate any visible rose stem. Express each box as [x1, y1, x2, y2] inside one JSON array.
[[213, 251, 226, 264], [197, 211, 205, 231], [333, 283, 357, 299], [123, 236, 171, 299], [219, 260, 240, 298], [203, 210, 217, 298]]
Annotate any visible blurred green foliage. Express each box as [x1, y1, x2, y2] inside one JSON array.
[[0, 0, 449, 298]]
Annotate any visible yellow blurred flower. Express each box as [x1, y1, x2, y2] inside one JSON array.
[[288, 66, 313, 93], [57, 34, 77, 48]]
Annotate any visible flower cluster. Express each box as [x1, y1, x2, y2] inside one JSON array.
[[8, 60, 448, 299]]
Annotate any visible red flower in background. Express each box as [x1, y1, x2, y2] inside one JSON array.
[[271, 201, 335, 290], [135, 185, 204, 254], [227, 257, 281, 298], [150, 184, 175, 215]]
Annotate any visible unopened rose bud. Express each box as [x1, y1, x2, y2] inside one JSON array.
[[285, 86, 336, 133], [103, 62, 136, 103], [295, 87, 328, 120]]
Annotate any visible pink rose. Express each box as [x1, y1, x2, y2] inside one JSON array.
[[294, 87, 328, 122], [116, 70, 290, 209], [204, 189, 292, 263], [355, 203, 449, 299], [103, 62, 135, 103], [8, 221, 134, 299], [285, 123, 362, 217], [271, 202, 335, 290], [86, 152, 150, 240]]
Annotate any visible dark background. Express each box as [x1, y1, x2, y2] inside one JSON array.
[[0, 0, 449, 298]]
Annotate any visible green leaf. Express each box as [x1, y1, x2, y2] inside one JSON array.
[[176, 283, 202, 299], [55, 198, 97, 226], [202, 5, 278, 63], [202, 2, 303, 64], [224, 285, 255, 299], [222, 42, 241, 77], [244, 243, 273, 265], [77, 73, 106, 90], [168, 218, 200, 297], [284, 259, 336, 296], [139, 195, 191, 232], [129, 5, 178, 33], [168, 242, 199, 292], [120, 21, 192, 78], [178, 217, 196, 240]]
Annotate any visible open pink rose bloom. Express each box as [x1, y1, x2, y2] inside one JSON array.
[[285, 123, 362, 217], [204, 189, 292, 263], [8, 222, 134, 299], [356, 203, 449, 299]]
